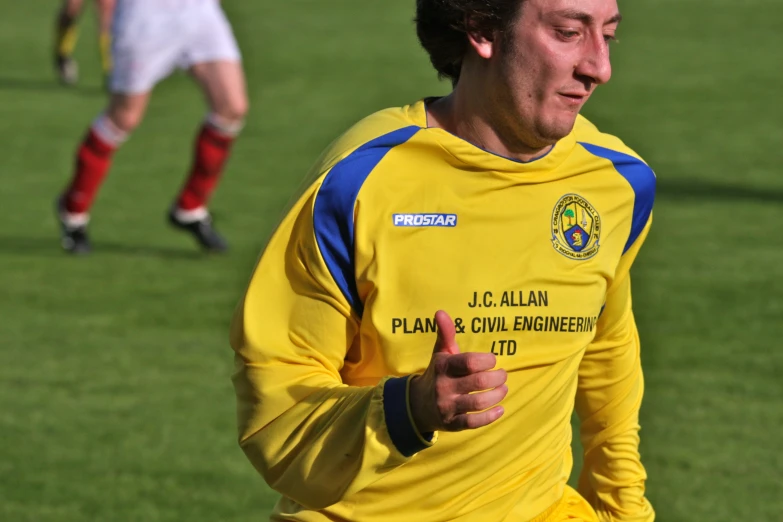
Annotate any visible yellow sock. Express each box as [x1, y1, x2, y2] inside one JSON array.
[[99, 32, 112, 74], [56, 20, 80, 58]]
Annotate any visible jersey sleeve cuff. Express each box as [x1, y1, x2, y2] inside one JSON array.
[[383, 376, 435, 457]]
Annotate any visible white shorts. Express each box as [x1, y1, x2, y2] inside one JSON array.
[[110, 0, 241, 94]]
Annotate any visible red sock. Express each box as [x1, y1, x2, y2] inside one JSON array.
[[62, 127, 118, 214], [176, 123, 235, 211]]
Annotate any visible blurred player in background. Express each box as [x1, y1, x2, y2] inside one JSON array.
[[54, 0, 115, 85], [56, 0, 248, 253], [231, 0, 656, 520]]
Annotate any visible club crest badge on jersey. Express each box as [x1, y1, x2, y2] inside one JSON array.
[[551, 194, 601, 260]]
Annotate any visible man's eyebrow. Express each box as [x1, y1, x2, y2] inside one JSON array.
[[552, 9, 623, 25]]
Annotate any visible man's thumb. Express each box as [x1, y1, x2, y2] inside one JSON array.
[[433, 310, 460, 355]]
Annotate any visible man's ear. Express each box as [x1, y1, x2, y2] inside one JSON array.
[[465, 16, 496, 60]]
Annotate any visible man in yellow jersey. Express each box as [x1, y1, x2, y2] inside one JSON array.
[[54, 0, 115, 85], [231, 0, 656, 520]]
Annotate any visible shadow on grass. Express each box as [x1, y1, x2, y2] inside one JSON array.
[[0, 236, 204, 260], [0, 76, 105, 96], [658, 179, 783, 204]]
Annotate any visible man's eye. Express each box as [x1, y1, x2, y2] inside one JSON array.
[[604, 34, 618, 43], [557, 29, 580, 39]]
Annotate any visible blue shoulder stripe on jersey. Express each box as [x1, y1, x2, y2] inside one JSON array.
[[313, 125, 420, 317], [578, 142, 656, 253]]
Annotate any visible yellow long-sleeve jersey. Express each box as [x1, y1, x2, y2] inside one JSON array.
[[231, 99, 656, 522]]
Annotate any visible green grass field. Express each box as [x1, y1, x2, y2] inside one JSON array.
[[1, 1, 781, 521]]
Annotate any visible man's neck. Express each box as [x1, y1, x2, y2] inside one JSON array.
[[426, 91, 553, 163]]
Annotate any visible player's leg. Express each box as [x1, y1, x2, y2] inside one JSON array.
[[95, 0, 116, 85], [54, 0, 84, 85], [173, 60, 248, 225], [56, 4, 186, 254], [57, 93, 151, 253], [169, 5, 247, 252]]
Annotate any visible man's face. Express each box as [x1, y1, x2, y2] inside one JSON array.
[[488, 0, 621, 148]]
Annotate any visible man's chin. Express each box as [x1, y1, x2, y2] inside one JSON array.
[[536, 115, 578, 143]]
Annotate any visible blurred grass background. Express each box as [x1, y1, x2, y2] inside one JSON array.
[[0, 1, 781, 521]]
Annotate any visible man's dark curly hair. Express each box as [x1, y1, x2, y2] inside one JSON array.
[[415, 0, 524, 85]]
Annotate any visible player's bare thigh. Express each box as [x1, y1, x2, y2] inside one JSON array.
[[95, 0, 115, 34], [60, 0, 111, 20], [60, 0, 84, 18], [189, 60, 249, 125]]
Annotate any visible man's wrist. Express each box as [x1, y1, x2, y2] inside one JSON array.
[[406, 374, 435, 440], [383, 376, 434, 457]]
